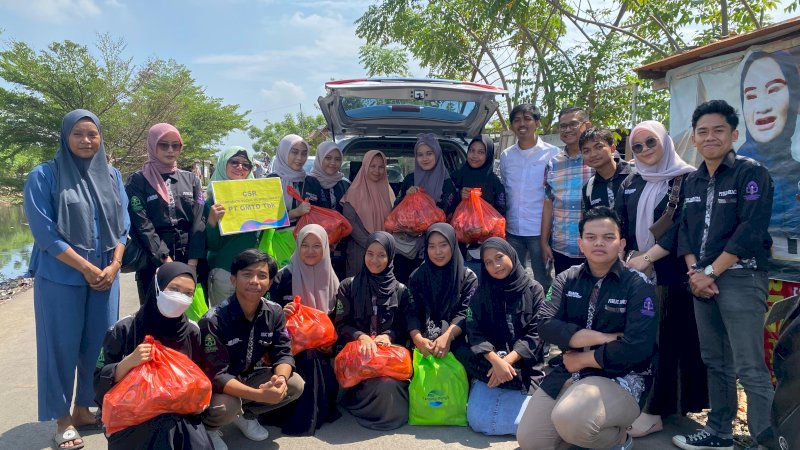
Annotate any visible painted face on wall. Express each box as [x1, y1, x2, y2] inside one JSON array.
[[742, 56, 791, 143]]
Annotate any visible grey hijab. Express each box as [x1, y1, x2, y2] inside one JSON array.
[[413, 133, 450, 203], [53, 109, 124, 252]]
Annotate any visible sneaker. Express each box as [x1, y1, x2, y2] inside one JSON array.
[[233, 415, 269, 441], [609, 433, 634, 450], [672, 429, 733, 450], [209, 430, 228, 450]]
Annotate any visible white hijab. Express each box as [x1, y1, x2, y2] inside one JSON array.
[[631, 121, 695, 251]]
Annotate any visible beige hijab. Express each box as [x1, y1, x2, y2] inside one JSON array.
[[340, 150, 395, 233], [290, 224, 340, 313]]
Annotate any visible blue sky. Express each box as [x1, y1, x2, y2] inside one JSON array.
[[0, 0, 424, 151]]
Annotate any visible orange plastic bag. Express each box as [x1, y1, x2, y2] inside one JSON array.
[[102, 335, 212, 435], [384, 187, 446, 235], [450, 188, 506, 244], [288, 185, 352, 245], [334, 339, 413, 388], [285, 295, 338, 354]]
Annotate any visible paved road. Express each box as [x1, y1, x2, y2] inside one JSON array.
[[0, 273, 701, 449]]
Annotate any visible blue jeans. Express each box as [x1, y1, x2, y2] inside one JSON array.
[[693, 269, 774, 442], [506, 233, 552, 291]]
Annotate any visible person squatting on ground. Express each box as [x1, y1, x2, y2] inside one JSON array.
[[517, 206, 658, 450], [199, 249, 304, 450], [24, 109, 130, 450]]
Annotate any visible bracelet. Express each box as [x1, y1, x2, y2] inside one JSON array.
[[113, 259, 123, 266]]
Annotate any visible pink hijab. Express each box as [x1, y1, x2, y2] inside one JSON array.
[[630, 120, 695, 251], [340, 150, 395, 233], [143, 123, 183, 202], [290, 224, 340, 312]]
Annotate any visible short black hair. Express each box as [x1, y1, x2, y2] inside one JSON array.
[[510, 104, 541, 122], [230, 249, 277, 281], [579, 206, 622, 236], [558, 106, 589, 122], [691, 99, 739, 130], [579, 128, 614, 149]]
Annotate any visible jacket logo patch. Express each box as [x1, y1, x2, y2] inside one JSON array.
[[685, 196, 702, 204], [607, 298, 627, 305], [130, 196, 144, 212], [590, 198, 602, 205], [204, 335, 218, 353], [718, 189, 736, 197], [641, 297, 656, 317], [260, 332, 273, 338], [566, 291, 582, 299], [744, 181, 761, 201], [624, 188, 637, 194], [226, 338, 241, 346], [146, 194, 159, 202]]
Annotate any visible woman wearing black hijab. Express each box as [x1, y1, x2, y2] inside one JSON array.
[[407, 223, 477, 359], [94, 262, 213, 449], [334, 231, 412, 430], [464, 238, 546, 393]]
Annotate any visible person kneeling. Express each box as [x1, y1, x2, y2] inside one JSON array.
[[517, 207, 658, 450], [199, 250, 304, 450]]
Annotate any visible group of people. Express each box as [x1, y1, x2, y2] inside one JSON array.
[[24, 96, 776, 450]]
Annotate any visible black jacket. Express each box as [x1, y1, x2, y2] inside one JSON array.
[[305, 177, 351, 213], [126, 170, 205, 264], [677, 150, 774, 270], [539, 260, 658, 399], [334, 277, 411, 345], [199, 295, 295, 393], [582, 159, 631, 212]]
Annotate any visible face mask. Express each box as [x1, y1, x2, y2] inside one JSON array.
[[155, 281, 193, 318]]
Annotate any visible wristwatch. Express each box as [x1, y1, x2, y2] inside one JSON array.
[[703, 264, 717, 279]]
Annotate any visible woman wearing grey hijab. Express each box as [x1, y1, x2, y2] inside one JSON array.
[[392, 133, 458, 282], [24, 109, 129, 449]]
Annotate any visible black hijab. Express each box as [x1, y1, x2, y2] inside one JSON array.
[[452, 134, 496, 189], [352, 231, 399, 319], [409, 223, 465, 322], [53, 109, 125, 252], [134, 261, 197, 347]]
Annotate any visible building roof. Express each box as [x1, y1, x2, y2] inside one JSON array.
[[635, 16, 800, 79]]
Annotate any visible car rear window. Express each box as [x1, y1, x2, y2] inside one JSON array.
[[341, 97, 477, 122]]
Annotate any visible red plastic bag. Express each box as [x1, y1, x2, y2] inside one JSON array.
[[285, 295, 338, 354], [102, 335, 212, 435], [450, 188, 506, 244], [384, 187, 446, 235], [334, 339, 413, 388], [288, 185, 352, 245]]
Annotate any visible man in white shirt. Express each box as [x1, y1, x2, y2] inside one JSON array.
[[500, 104, 560, 290]]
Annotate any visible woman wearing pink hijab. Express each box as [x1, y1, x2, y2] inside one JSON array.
[[126, 123, 206, 304]]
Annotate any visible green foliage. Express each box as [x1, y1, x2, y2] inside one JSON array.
[[0, 34, 249, 178], [359, 44, 411, 77], [356, 0, 782, 132], [248, 112, 327, 158]]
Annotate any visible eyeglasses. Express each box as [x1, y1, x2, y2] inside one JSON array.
[[558, 120, 585, 131], [227, 160, 253, 170], [631, 137, 658, 154], [157, 141, 182, 151]]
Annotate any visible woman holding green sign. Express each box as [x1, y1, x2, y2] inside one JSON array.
[[204, 146, 260, 306]]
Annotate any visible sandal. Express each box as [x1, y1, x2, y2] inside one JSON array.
[[73, 410, 102, 431], [628, 412, 663, 438], [54, 427, 85, 450]]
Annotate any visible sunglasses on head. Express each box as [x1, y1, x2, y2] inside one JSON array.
[[228, 160, 253, 170], [157, 141, 182, 151], [631, 136, 658, 154]]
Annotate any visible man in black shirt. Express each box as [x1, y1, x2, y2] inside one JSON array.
[[517, 207, 656, 450], [674, 100, 774, 450], [200, 250, 304, 450], [580, 128, 632, 212]]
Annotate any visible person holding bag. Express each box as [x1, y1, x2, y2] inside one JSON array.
[[334, 231, 413, 430], [265, 224, 341, 435], [94, 262, 214, 449], [340, 150, 395, 277], [615, 120, 707, 437]]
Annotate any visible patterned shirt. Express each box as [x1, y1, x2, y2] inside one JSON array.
[[545, 150, 593, 257]]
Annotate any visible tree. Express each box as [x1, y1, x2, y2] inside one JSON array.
[[359, 44, 411, 77], [355, 0, 782, 132], [248, 112, 328, 158], [0, 34, 249, 177]]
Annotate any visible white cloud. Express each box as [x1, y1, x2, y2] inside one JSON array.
[[0, 0, 101, 23], [259, 80, 306, 112]]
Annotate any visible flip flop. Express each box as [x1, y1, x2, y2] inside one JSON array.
[[54, 428, 85, 450]]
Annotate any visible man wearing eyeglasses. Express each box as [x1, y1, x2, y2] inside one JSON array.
[[673, 100, 775, 450], [541, 107, 594, 276]]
